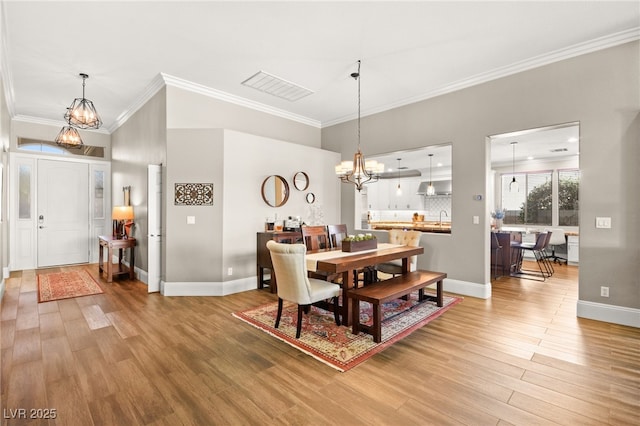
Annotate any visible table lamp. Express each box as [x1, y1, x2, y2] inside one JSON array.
[[112, 206, 134, 239]]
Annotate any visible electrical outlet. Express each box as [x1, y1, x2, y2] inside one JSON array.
[[600, 286, 609, 297], [227, 267, 233, 276]]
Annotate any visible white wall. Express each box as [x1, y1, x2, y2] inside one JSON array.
[[162, 128, 340, 295]]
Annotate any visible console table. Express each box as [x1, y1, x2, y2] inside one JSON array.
[[256, 231, 302, 293], [98, 235, 136, 282]]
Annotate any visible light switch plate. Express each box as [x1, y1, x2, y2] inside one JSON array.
[[187, 216, 196, 225], [595, 217, 611, 229], [473, 215, 479, 224]]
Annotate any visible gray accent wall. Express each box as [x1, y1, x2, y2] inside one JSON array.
[[111, 87, 167, 274], [322, 41, 639, 315]]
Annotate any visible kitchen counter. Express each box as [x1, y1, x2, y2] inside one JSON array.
[[370, 221, 451, 234]]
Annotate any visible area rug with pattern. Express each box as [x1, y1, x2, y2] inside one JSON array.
[[233, 293, 462, 372], [37, 270, 104, 303]]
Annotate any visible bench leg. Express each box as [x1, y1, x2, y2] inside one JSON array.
[[372, 303, 382, 343], [351, 298, 361, 335], [418, 281, 443, 307]]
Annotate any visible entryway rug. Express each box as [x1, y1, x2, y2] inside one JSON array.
[[233, 293, 462, 372], [37, 270, 104, 303]]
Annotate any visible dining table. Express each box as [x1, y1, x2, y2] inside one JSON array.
[[305, 243, 424, 326]]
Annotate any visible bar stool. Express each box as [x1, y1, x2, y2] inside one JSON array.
[[491, 232, 502, 279]]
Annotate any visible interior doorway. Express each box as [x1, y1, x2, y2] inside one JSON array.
[[488, 122, 580, 274]]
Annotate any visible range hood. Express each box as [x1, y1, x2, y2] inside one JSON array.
[[417, 180, 452, 195]]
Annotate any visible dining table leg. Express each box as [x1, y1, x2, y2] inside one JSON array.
[[341, 269, 354, 326]]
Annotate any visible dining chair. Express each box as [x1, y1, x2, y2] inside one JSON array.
[[266, 241, 341, 338], [327, 224, 348, 249], [301, 225, 340, 282], [375, 229, 422, 278], [301, 225, 330, 251], [327, 224, 374, 286]]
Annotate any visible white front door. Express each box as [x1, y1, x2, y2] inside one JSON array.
[[37, 159, 89, 267]]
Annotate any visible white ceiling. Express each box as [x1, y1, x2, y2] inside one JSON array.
[[2, 1, 638, 139]]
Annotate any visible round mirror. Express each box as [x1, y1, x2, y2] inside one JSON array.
[[293, 171, 309, 191], [261, 175, 290, 207], [305, 192, 315, 204]]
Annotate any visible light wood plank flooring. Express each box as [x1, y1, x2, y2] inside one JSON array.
[[1, 262, 638, 425]]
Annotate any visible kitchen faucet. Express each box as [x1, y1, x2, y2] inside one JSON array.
[[439, 210, 448, 227]]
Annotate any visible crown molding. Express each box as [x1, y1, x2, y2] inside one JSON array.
[[160, 73, 321, 128], [110, 72, 321, 132], [13, 114, 110, 135], [322, 27, 640, 128], [108, 73, 166, 133], [0, 2, 15, 118]]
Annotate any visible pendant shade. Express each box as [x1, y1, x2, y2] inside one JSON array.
[[54, 125, 83, 148], [64, 73, 102, 130], [510, 141, 519, 192]]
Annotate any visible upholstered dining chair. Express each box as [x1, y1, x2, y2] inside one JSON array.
[[375, 229, 422, 278], [266, 241, 341, 338]]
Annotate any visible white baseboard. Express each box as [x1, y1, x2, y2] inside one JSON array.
[[161, 276, 489, 299], [3, 267, 9, 279], [577, 300, 640, 328], [162, 276, 256, 296], [0, 279, 5, 301], [135, 266, 147, 285], [440, 278, 491, 299]]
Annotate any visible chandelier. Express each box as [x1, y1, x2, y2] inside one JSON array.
[[54, 125, 83, 149], [335, 60, 383, 192], [64, 73, 102, 130]]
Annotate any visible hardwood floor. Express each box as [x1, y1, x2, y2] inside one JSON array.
[[1, 262, 638, 425]]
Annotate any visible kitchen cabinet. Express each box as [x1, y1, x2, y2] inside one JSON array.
[[490, 231, 522, 276], [368, 178, 423, 210]]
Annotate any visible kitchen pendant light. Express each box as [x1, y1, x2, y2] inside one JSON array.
[[54, 125, 83, 149], [335, 60, 384, 192], [396, 158, 402, 196], [64, 73, 103, 130], [426, 154, 436, 196], [509, 141, 519, 192]]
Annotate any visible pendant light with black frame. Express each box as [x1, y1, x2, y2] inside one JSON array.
[[55, 72, 103, 149], [509, 141, 519, 192]]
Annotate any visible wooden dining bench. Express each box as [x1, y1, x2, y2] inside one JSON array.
[[347, 270, 447, 342]]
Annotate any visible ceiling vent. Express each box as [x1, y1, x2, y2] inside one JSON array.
[[241, 70, 314, 101], [550, 147, 568, 152]]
